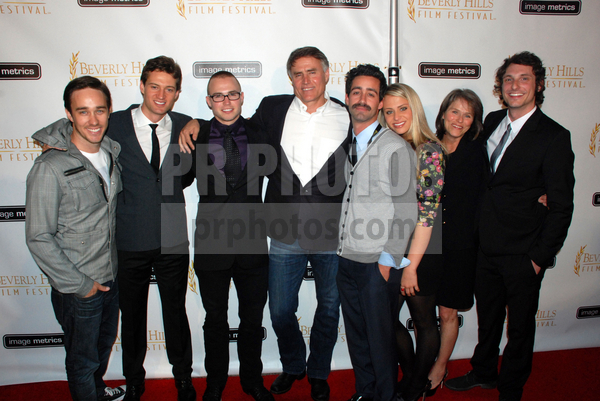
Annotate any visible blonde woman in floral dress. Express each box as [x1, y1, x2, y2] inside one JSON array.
[[381, 84, 445, 401]]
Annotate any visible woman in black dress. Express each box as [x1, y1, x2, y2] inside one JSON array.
[[427, 89, 485, 396]]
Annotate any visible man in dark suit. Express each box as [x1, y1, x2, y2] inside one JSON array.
[[190, 71, 274, 401], [445, 52, 575, 401], [110, 56, 196, 401]]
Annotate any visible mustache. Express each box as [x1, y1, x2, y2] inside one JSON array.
[[351, 103, 371, 111]]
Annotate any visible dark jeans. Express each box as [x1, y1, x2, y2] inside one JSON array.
[[196, 258, 268, 391], [51, 281, 119, 401], [117, 249, 193, 385], [268, 239, 340, 380]]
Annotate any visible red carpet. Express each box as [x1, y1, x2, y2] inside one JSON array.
[[1, 347, 598, 400]]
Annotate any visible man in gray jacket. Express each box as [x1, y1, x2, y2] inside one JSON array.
[[336, 65, 417, 401], [26, 76, 124, 401]]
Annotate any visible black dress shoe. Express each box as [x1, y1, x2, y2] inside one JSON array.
[[176, 377, 197, 401], [347, 394, 373, 401], [270, 371, 306, 394], [202, 385, 223, 401], [308, 377, 330, 401], [243, 385, 275, 401], [445, 371, 497, 391], [123, 383, 145, 401]]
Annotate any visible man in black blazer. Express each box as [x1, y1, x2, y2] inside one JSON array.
[[445, 52, 575, 401], [190, 71, 274, 401], [110, 56, 196, 401]]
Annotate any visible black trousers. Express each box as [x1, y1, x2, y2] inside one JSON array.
[[117, 249, 193, 385], [196, 257, 268, 391], [337, 257, 400, 401], [471, 249, 545, 401]]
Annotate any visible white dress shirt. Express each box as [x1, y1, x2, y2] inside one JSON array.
[[487, 106, 536, 172], [280, 93, 349, 187], [132, 106, 173, 169]]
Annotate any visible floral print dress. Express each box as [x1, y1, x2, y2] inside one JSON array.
[[416, 141, 445, 227]]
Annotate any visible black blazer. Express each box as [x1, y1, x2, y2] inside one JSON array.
[[191, 118, 269, 271], [108, 105, 192, 253], [478, 108, 575, 267], [250, 95, 351, 251]]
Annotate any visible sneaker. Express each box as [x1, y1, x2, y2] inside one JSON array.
[[98, 386, 126, 401], [445, 371, 497, 391]]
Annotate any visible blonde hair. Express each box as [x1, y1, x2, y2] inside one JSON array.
[[383, 83, 443, 151]]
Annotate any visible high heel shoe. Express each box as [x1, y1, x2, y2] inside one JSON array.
[[399, 380, 432, 401], [425, 370, 448, 397]]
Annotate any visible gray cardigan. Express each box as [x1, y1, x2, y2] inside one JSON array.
[[337, 128, 417, 266], [26, 119, 122, 296]]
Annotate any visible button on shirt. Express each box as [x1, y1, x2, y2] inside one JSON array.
[[280, 93, 349, 187], [486, 106, 537, 173], [132, 107, 173, 169]]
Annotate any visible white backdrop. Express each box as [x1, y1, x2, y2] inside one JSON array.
[[1, 0, 599, 386]]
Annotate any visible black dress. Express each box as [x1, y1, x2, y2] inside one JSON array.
[[436, 135, 486, 309]]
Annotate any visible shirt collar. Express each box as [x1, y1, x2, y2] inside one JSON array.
[[291, 91, 332, 114], [133, 105, 170, 129], [506, 106, 536, 135], [212, 117, 244, 136]]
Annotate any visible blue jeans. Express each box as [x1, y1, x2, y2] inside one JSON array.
[[51, 281, 119, 401], [268, 239, 340, 380]]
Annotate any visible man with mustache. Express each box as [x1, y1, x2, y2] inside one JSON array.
[[336, 64, 417, 401]]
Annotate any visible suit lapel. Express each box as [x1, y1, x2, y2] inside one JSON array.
[[120, 110, 156, 175], [492, 108, 542, 179]]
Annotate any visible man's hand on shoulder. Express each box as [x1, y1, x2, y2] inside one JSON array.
[[179, 119, 200, 153]]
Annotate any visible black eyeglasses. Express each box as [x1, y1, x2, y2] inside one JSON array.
[[208, 92, 241, 102]]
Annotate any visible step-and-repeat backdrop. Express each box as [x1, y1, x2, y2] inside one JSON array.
[[1, 0, 598, 386]]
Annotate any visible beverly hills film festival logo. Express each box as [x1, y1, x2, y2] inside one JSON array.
[[574, 245, 600, 276], [68, 52, 145, 88], [588, 123, 599, 158], [407, 0, 495, 23], [0, 0, 50, 15], [175, 0, 275, 19], [298, 316, 346, 344], [0, 137, 41, 162]]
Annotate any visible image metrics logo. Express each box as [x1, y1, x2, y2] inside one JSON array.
[[576, 306, 600, 319], [0, 206, 26, 222], [418, 62, 480, 79], [407, 0, 495, 23], [520, 0, 581, 15], [193, 61, 262, 79], [302, 0, 369, 9], [4, 334, 63, 349], [176, 0, 275, 18], [229, 327, 267, 342], [0, 63, 41, 80], [78, 0, 149, 6]]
